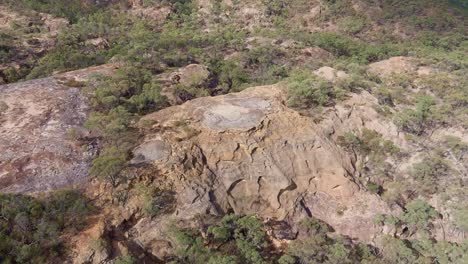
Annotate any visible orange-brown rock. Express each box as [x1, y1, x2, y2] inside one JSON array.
[[133, 84, 396, 244]]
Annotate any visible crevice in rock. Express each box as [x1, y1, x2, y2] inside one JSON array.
[[208, 190, 224, 215], [227, 178, 244, 198], [277, 180, 297, 209], [106, 214, 163, 263], [257, 176, 263, 193], [299, 198, 312, 217]]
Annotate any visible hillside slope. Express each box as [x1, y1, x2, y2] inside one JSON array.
[[0, 0, 467, 263]]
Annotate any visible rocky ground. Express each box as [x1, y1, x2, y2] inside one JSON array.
[[0, 64, 115, 193], [70, 59, 466, 262], [0, 0, 466, 263]]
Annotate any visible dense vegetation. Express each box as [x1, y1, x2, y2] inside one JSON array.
[[170, 214, 383, 264], [3, 0, 98, 23], [171, 214, 468, 264], [0, 191, 94, 263]]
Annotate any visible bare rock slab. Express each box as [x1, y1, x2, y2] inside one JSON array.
[[0, 64, 115, 193]]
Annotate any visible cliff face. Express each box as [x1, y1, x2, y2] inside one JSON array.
[[0, 64, 115, 193]]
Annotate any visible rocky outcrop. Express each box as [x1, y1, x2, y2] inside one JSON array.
[[367, 56, 417, 77], [132, 84, 396, 248], [157, 64, 214, 105], [314, 66, 348, 82], [0, 64, 116, 193]]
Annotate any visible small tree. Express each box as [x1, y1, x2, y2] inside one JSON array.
[[395, 96, 436, 135], [90, 146, 127, 187], [401, 199, 438, 235], [286, 71, 334, 108]]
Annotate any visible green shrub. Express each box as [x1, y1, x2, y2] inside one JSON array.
[[375, 87, 395, 106], [142, 189, 176, 217], [278, 255, 296, 264], [87, 67, 167, 134], [27, 46, 104, 79], [0, 191, 93, 263], [264, 0, 288, 17], [2, 67, 30, 83], [380, 236, 418, 263], [90, 146, 128, 187], [287, 218, 379, 263], [452, 202, 468, 233], [338, 129, 399, 160], [401, 199, 438, 233], [115, 255, 136, 264], [395, 96, 436, 135], [410, 154, 451, 195], [305, 32, 404, 63], [207, 255, 238, 264], [4, 0, 97, 23], [85, 106, 133, 140], [367, 182, 383, 194], [338, 16, 369, 34], [286, 71, 334, 108], [0, 33, 14, 64]]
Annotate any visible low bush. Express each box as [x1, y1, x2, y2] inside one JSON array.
[[172, 214, 271, 264], [90, 146, 128, 187], [4, 0, 98, 23], [286, 218, 380, 263], [395, 96, 436, 135], [410, 154, 452, 195], [338, 16, 369, 34], [304, 32, 405, 63], [0, 191, 93, 263], [27, 46, 104, 80], [286, 71, 335, 108], [401, 199, 438, 234]]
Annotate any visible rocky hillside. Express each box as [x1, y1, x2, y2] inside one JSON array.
[[0, 0, 467, 263], [0, 64, 115, 193]]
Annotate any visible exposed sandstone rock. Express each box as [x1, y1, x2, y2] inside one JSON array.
[[73, 220, 110, 264], [41, 13, 69, 35], [128, 4, 171, 22], [0, 64, 116, 193], [158, 64, 213, 105], [417, 66, 437, 76], [133, 84, 396, 245], [85, 37, 110, 49], [301, 47, 333, 60], [319, 90, 407, 148], [367, 56, 417, 77], [314, 66, 348, 82]]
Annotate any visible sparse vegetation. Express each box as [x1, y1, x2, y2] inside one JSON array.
[[286, 71, 337, 108], [1, 0, 467, 263], [395, 96, 436, 135]]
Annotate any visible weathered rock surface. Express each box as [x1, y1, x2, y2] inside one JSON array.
[[367, 56, 417, 77], [314, 66, 348, 82], [157, 64, 213, 105], [0, 64, 115, 193], [133, 84, 396, 246]]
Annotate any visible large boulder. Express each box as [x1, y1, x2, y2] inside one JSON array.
[[314, 66, 348, 82], [367, 56, 417, 77], [132, 84, 396, 244]]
